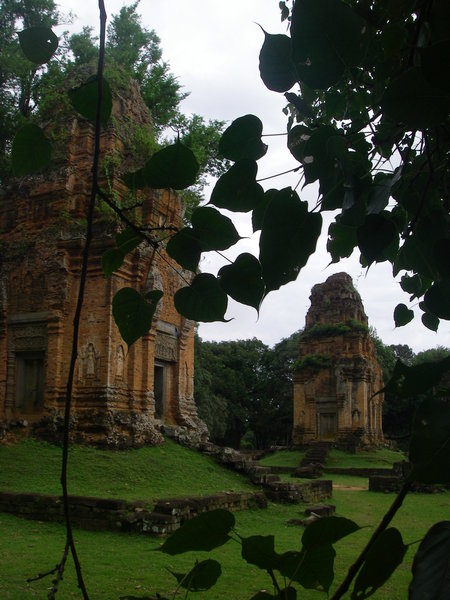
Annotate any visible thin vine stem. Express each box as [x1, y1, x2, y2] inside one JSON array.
[[96, 188, 192, 286], [56, 2, 108, 599], [257, 166, 300, 183]]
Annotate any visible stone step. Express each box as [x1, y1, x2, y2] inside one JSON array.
[[250, 473, 280, 485], [292, 465, 323, 479], [304, 503, 336, 517]]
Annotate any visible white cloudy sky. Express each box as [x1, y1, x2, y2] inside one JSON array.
[[55, 0, 449, 352]]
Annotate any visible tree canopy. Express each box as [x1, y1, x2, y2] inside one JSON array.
[[194, 331, 300, 448], [0, 0, 227, 210], [372, 331, 449, 448]]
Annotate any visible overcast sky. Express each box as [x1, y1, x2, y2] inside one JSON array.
[[55, 0, 449, 352]]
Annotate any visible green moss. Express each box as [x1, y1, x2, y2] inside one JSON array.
[[294, 354, 332, 371], [302, 320, 369, 340]]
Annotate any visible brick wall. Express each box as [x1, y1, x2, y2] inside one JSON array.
[[0, 489, 267, 536]]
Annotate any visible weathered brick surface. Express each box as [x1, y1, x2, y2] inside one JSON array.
[[368, 476, 443, 494], [264, 479, 332, 503], [0, 78, 207, 448], [293, 273, 384, 449]]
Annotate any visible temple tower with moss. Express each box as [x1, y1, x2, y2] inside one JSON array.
[[0, 74, 207, 448], [292, 273, 384, 449]]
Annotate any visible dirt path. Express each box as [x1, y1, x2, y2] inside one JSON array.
[[333, 483, 368, 491]]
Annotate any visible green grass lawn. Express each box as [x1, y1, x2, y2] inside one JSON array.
[[326, 447, 405, 468], [1, 438, 448, 599], [0, 437, 255, 501], [259, 447, 405, 470], [259, 449, 306, 467], [1, 489, 449, 599]]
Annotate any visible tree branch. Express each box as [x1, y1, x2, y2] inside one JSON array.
[[55, 2, 108, 599], [331, 479, 412, 599]]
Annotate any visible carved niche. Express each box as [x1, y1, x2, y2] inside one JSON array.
[[154, 332, 177, 363], [78, 342, 100, 382]]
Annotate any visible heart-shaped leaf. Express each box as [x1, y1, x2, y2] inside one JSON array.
[[69, 76, 112, 127], [241, 535, 279, 571], [121, 167, 147, 190], [302, 516, 360, 549], [409, 521, 450, 600], [327, 222, 358, 262], [423, 281, 450, 320], [292, 126, 337, 185], [144, 141, 199, 189], [278, 546, 336, 592], [159, 509, 234, 555], [101, 228, 143, 277], [394, 303, 414, 327], [12, 124, 51, 175], [291, 0, 369, 89], [351, 528, 407, 599], [166, 228, 202, 272], [409, 396, 450, 484], [252, 189, 276, 232], [168, 559, 222, 592], [19, 27, 58, 64], [400, 274, 423, 297], [210, 159, 264, 212], [191, 207, 241, 251], [112, 288, 162, 348], [174, 274, 228, 322], [102, 248, 126, 277], [219, 115, 267, 161], [421, 311, 440, 332], [259, 188, 322, 293], [357, 213, 399, 266], [259, 31, 297, 92], [218, 253, 264, 311]]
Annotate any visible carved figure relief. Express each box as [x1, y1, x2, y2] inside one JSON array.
[[145, 266, 164, 320], [79, 342, 100, 382], [116, 345, 125, 379], [86, 343, 96, 375]]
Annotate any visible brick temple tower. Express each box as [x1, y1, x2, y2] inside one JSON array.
[[292, 273, 384, 449], [0, 76, 207, 448]]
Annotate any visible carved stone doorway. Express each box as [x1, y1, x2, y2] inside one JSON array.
[[318, 412, 337, 440], [15, 351, 45, 414], [154, 363, 165, 419]]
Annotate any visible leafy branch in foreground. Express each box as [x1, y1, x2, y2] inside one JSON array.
[[7, 0, 450, 598]]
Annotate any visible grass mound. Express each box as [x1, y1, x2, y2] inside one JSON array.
[[259, 449, 306, 467], [0, 437, 255, 501], [326, 447, 405, 468], [259, 447, 404, 470]]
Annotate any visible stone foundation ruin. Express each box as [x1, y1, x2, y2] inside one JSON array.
[[0, 76, 207, 448], [293, 273, 384, 449]]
